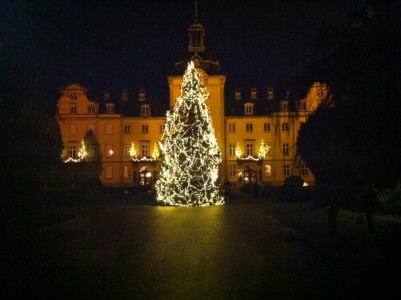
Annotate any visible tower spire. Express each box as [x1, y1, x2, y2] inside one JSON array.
[[195, 0, 198, 21], [187, 0, 205, 53]]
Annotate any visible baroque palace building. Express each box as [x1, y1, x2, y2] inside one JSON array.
[[56, 17, 327, 190]]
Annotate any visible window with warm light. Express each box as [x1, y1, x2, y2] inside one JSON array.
[[106, 103, 115, 114], [244, 103, 254, 115], [124, 144, 131, 158], [264, 164, 272, 177], [106, 144, 113, 157], [123, 165, 131, 179], [141, 104, 150, 117]]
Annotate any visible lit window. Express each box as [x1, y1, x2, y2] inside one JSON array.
[[282, 143, 289, 156], [106, 103, 115, 113], [229, 123, 236, 133], [124, 144, 131, 158], [106, 124, 113, 134], [244, 103, 254, 115], [105, 144, 113, 157], [69, 124, 77, 135], [264, 164, 272, 177], [124, 124, 131, 134], [280, 101, 288, 111], [283, 164, 290, 176], [246, 123, 253, 132], [141, 104, 150, 116], [141, 124, 148, 134], [264, 123, 270, 132], [282, 122, 289, 131], [70, 106, 77, 114], [265, 143, 272, 156]]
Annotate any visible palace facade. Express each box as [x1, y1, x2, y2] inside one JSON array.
[[56, 18, 327, 190]]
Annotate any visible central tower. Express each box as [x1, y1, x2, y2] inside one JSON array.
[[167, 3, 226, 178]]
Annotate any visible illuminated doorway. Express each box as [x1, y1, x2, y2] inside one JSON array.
[[244, 168, 257, 185], [139, 166, 152, 186]]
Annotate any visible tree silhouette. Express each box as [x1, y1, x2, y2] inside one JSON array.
[[298, 1, 401, 188]]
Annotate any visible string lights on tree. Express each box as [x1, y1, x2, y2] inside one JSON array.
[[155, 61, 224, 206], [64, 139, 87, 163]]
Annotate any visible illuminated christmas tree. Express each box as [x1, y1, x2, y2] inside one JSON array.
[[155, 61, 224, 206]]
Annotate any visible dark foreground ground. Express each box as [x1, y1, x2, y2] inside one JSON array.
[[1, 190, 401, 299]]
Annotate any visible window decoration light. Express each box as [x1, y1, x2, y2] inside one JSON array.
[[236, 140, 270, 161], [155, 61, 224, 206], [130, 142, 159, 162], [64, 139, 87, 163]]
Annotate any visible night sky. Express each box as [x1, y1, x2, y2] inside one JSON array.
[[1, 0, 367, 103]]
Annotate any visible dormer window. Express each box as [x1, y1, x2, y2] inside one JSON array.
[[141, 104, 150, 117], [106, 103, 115, 114], [267, 87, 274, 100], [299, 100, 306, 111], [251, 88, 257, 100], [280, 101, 288, 112], [139, 89, 146, 101], [235, 88, 241, 101], [70, 105, 77, 114], [71, 94, 77, 101], [244, 103, 254, 115], [88, 105, 95, 114]]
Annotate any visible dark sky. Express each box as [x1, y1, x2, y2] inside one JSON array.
[[1, 0, 367, 102]]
